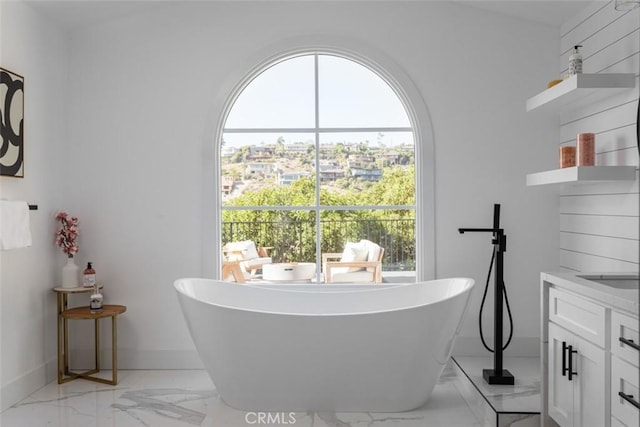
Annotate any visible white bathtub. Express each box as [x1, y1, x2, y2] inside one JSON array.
[[174, 278, 475, 412]]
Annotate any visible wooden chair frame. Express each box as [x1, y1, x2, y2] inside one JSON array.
[[222, 260, 245, 283], [222, 243, 273, 279], [322, 247, 384, 283]]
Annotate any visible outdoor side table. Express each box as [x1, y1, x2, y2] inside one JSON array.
[[53, 287, 125, 385], [262, 262, 316, 282]]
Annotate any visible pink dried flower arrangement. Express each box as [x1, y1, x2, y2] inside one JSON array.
[[55, 211, 79, 257]]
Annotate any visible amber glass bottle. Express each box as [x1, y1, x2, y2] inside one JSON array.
[[83, 262, 96, 288]]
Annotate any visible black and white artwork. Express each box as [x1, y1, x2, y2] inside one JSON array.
[[1, 67, 25, 177]]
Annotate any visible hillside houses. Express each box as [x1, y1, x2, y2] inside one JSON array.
[[283, 142, 310, 154], [319, 161, 346, 182], [277, 170, 311, 186], [349, 167, 383, 182], [222, 140, 413, 197], [245, 162, 276, 176], [221, 175, 234, 196]]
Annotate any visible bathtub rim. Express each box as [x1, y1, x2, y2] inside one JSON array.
[[174, 277, 475, 317]]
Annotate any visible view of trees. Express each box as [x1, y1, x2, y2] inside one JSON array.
[[222, 163, 416, 270]]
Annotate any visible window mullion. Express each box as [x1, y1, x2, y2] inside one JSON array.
[[314, 53, 322, 282]]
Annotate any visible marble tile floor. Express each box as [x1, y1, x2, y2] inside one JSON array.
[[1, 363, 484, 427]]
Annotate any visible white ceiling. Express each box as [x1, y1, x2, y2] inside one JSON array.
[[21, 0, 599, 31]]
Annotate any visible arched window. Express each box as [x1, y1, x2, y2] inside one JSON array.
[[220, 52, 418, 281]]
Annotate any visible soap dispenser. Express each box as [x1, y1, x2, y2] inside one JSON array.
[[90, 283, 103, 313], [569, 45, 583, 75], [83, 262, 96, 287]]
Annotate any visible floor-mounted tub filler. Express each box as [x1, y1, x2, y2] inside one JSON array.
[[174, 278, 475, 412]]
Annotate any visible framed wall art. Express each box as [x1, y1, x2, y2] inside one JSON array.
[[1, 67, 25, 177]]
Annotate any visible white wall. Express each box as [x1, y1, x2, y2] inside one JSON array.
[[0, 1, 68, 411], [62, 1, 559, 363], [558, 1, 639, 272], [1, 1, 564, 406]]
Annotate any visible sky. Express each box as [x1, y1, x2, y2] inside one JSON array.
[[222, 53, 414, 148]]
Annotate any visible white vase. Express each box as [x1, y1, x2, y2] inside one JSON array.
[[61, 256, 80, 288]]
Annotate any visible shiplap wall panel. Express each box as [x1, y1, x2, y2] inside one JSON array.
[[561, 1, 619, 53], [575, 125, 637, 155], [566, 10, 639, 57], [559, 101, 637, 141], [560, 76, 639, 125], [557, 0, 638, 274], [559, 76, 640, 128], [586, 30, 640, 73], [547, 1, 639, 273], [561, 2, 609, 39], [560, 249, 639, 272], [600, 53, 640, 76], [559, 0, 638, 275], [560, 214, 640, 238], [560, 171, 638, 195], [601, 51, 639, 74], [560, 232, 638, 262], [599, 146, 639, 166], [560, 193, 639, 216], [561, 14, 640, 74]]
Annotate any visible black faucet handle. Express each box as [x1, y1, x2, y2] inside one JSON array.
[[458, 227, 501, 234]]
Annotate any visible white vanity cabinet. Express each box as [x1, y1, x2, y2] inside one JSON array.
[[547, 289, 607, 427], [541, 273, 639, 427]]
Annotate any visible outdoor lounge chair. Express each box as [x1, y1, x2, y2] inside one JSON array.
[[223, 240, 272, 277], [322, 239, 384, 283]]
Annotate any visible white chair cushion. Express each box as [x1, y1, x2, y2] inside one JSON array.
[[360, 239, 381, 272], [334, 242, 368, 274], [331, 271, 375, 283], [226, 240, 260, 260]]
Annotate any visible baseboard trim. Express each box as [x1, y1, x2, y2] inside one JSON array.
[[1, 349, 204, 412], [1, 358, 57, 412]]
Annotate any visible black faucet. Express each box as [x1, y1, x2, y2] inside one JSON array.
[[459, 204, 514, 385]]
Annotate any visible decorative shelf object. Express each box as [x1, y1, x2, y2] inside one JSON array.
[[526, 74, 635, 112], [526, 166, 636, 186]]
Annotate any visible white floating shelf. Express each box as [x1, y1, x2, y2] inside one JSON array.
[[526, 166, 637, 186], [526, 73, 635, 112]]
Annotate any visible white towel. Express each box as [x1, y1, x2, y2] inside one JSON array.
[[0, 201, 32, 250]]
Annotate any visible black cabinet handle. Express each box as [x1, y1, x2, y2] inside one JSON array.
[[562, 341, 568, 376], [619, 337, 640, 352], [619, 392, 640, 409], [568, 345, 578, 381]]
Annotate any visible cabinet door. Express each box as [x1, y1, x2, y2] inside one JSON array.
[[573, 334, 607, 427], [549, 322, 575, 427]]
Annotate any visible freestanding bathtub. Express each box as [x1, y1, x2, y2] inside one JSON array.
[[174, 278, 475, 412]]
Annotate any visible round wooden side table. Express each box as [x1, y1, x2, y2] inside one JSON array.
[[53, 286, 126, 385]]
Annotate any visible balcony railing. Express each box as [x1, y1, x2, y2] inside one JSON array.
[[222, 218, 415, 271]]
